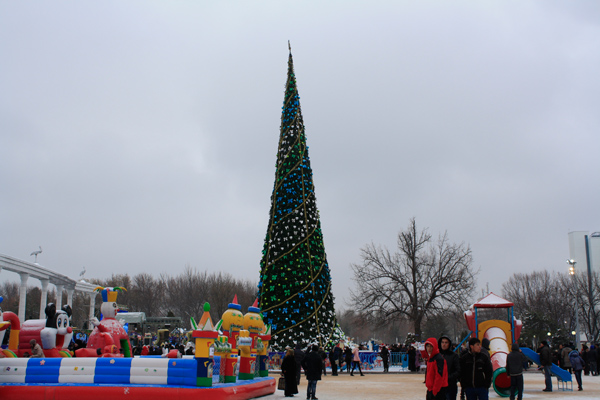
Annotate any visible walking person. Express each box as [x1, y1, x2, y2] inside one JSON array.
[[560, 343, 572, 372], [569, 348, 585, 391], [350, 345, 364, 376], [344, 346, 352, 373], [505, 343, 525, 400], [328, 347, 336, 376], [425, 337, 448, 400], [380, 345, 390, 373], [336, 344, 343, 375], [589, 345, 598, 376], [318, 346, 327, 376], [281, 348, 299, 397], [539, 341, 553, 392], [581, 344, 590, 376], [294, 344, 305, 386], [459, 337, 493, 400], [439, 335, 460, 400], [408, 345, 417, 372], [301, 344, 322, 400]]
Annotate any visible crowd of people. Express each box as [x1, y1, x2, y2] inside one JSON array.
[[280, 337, 598, 400], [537, 341, 598, 392], [410, 337, 598, 399]]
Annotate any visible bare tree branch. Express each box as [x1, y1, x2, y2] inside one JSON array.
[[350, 218, 477, 338]]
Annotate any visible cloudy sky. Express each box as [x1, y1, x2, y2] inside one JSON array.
[[1, 1, 599, 310]]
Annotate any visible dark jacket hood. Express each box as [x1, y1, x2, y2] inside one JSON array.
[[438, 334, 453, 351], [481, 338, 490, 350], [511, 342, 520, 351]]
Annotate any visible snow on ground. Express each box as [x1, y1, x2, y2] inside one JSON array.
[[254, 370, 600, 400]]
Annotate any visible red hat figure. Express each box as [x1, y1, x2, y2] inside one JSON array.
[[86, 286, 132, 357]]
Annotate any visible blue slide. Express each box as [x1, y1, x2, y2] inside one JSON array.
[[521, 347, 572, 382]]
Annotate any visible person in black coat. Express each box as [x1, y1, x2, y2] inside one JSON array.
[[302, 344, 323, 400], [329, 345, 340, 376], [344, 346, 352, 373], [506, 343, 525, 400], [439, 335, 460, 400], [294, 344, 306, 385], [281, 348, 299, 397], [408, 346, 417, 372], [459, 338, 493, 400], [589, 345, 598, 376], [380, 345, 390, 373], [538, 341, 553, 392], [319, 346, 327, 376]]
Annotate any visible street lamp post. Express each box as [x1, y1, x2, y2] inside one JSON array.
[[567, 259, 580, 350]]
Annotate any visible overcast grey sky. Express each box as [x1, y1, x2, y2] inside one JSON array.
[[1, 1, 599, 310]]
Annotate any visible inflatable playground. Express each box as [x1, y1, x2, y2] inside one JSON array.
[[0, 289, 276, 400], [464, 292, 572, 396]]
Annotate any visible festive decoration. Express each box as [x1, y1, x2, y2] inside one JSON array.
[[257, 325, 272, 377], [243, 299, 269, 378], [0, 298, 277, 398], [86, 286, 132, 357], [326, 323, 347, 349], [213, 335, 233, 383], [216, 295, 244, 351], [215, 295, 244, 383], [243, 299, 264, 349], [258, 43, 337, 350], [192, 302, 218, 387], [237, 330, 255, 380]]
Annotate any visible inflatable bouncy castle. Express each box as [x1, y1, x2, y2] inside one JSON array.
[[0, 296, 276, 400], [18, 303, 73, 358]]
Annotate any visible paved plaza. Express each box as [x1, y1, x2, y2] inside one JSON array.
[[256, 370, 600, 400]]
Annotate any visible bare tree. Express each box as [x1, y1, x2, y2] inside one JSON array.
[[502, 270, 583, 346], [0, 281, 20, 314], [350, 218, 476, 339], [128, 273, 164, 317], [206, 272, 240, 318], [161, 266, 209, 323], [564, 271, 600, 344]]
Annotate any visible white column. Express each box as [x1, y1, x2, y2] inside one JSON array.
[[18, 273, 29, 322], [55, 284, 64, 310], [88, 292, 96, 323], [39, 278, 50, 318], [66, 288, 74, 307]]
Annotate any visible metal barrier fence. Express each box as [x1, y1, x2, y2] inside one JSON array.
[[266, 351, 409, 371]]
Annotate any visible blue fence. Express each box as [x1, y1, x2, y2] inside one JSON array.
[[266, 351, 408, 371]]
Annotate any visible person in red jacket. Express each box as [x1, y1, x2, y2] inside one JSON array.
[[425, 337, 448, 400]]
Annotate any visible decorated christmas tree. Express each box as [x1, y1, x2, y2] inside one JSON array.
[[258, 44, 337, 350]]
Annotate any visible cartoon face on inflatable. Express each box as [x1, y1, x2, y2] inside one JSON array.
[[94, 286, 126, 320], [41, 303, 73, 350], [221, 306, 244, 333], [55, 310, 71, 334], [101, 302, 118, 319], [244, 305, 265, 335]]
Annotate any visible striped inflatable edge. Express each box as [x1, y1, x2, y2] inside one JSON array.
[[1, 350, 17, 358], [0, 357, 199, 386], [0, 376, 277, 400]]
